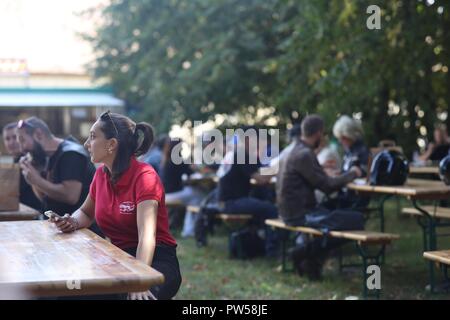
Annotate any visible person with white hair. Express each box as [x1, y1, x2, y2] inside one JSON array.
[[333, 115, 369, 176], [331, 115, 370, 209]]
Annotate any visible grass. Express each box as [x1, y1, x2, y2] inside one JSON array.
[[173, 199, 450, 300]]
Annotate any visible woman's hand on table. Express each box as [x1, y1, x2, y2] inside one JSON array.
[[49, 214, 79, 233]]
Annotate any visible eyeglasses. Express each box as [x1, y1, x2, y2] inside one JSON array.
[[17, 119, 37, 131], [101, 110, 119, 137]]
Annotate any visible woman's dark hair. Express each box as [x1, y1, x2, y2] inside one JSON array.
[[161, 138, 181, 167], [99, 111, 154, 183]]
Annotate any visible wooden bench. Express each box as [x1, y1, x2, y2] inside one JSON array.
[[165, 199, 185, 208], [424, 250, 450, 292], [265, 218, 399, 299], [0, 204, 40, 222], [402, 206, 450, 219], [187, 205, 252, 223]]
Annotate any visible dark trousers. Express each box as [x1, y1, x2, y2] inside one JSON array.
[[224, 197, 279, 255], [124, 244, 182, 300], [286, 209, 356, 257], [323, 190, 370, 211]]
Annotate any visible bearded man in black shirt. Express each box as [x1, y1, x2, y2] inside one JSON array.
[[16, 117, 95, 216]]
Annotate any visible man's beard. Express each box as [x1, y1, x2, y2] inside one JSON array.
[[313, 138, 321, 150], [30, 141, 48, 170]]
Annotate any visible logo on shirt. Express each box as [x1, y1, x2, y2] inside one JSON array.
[[119, 201, 136, 214]]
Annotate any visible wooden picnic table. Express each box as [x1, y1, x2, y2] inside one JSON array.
[[0, 204, 40, 221], [424, 250, 450, 266], [423, 250, 450, 291], [0, 221, 164, 298], [347, 178, 450, 201], [347, 178, 450, 292]]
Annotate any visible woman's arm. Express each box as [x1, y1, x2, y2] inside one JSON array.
[[128, 199, 159, 300], [51, 195, 96, 232], [135, 200, 158, 266]]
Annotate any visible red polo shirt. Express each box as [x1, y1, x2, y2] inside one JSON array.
[[89, 157, 177, 250]]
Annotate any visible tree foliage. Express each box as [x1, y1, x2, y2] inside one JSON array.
[[85, 0, 450, 156]]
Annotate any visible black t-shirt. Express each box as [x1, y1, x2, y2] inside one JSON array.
[[218, 152, 260, 202], [44, 141, 95, 215], [430, 144, 450, 161], [14, 156, 42, 211], [161, 160, 193, 193]]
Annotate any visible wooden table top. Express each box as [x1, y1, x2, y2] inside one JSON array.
[[409, 166, 439, 175], [347, 178, 450, 200], [0, 221, 164, 298], [183, 173, 218, 186], [423, 250, 450, 266], [0, 204, 40, 221]]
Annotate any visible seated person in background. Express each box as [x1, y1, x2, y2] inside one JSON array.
[[160, 138, 206, 237], [331, 115, 370, 209], [217, 127, 279, 257], [277, 115, 363, 279], [141, 134, 168, 175], [16, 117, 96, 216], [333, 115, 369, 176], [2, 122, 42, 211], [315, 135, 342, 204], [263, 123, 301, 176], [419, 124, 450, 162]]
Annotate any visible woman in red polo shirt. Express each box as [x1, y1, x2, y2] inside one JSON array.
[[51, 111, 181, 300]]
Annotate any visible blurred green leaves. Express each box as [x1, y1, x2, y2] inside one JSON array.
[[86, 0, 450, 155]]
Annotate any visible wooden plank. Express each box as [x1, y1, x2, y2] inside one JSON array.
[[0, 164, 20, 211], [217, 214, 252, 221], [0, 221, 164, 298], [165, 198, 185, 207], [402, 206, 450, 219], [347, 178, 450, 200], [265, 219, 323, 236], [187, 205, 201, 213], [328, 230, 399, 243], [0, 204, 40, 221], [423, 250, 450, 266], [183, 173, 218, 187], [409, 166, 439, 175], [265, 219, 399, 243]]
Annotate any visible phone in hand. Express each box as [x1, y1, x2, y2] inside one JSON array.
[[44, 210, 63, 221]]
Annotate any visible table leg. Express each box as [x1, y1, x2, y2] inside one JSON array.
[[377, 194, 391, 233], [412, 199, 437, 293]]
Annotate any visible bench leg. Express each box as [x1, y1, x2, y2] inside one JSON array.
[[442, 264, 450, 292], [281, 231, 287, 272], [280, 230, 294, 273], [376, 195, 391, 266], [356, 243, 385, 300], [377, 194, 391, 233]]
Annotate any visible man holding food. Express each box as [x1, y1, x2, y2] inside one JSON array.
[[16, 117, 95, 216]]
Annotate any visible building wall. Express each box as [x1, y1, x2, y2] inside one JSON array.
[[0, 72, 121, 155]]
